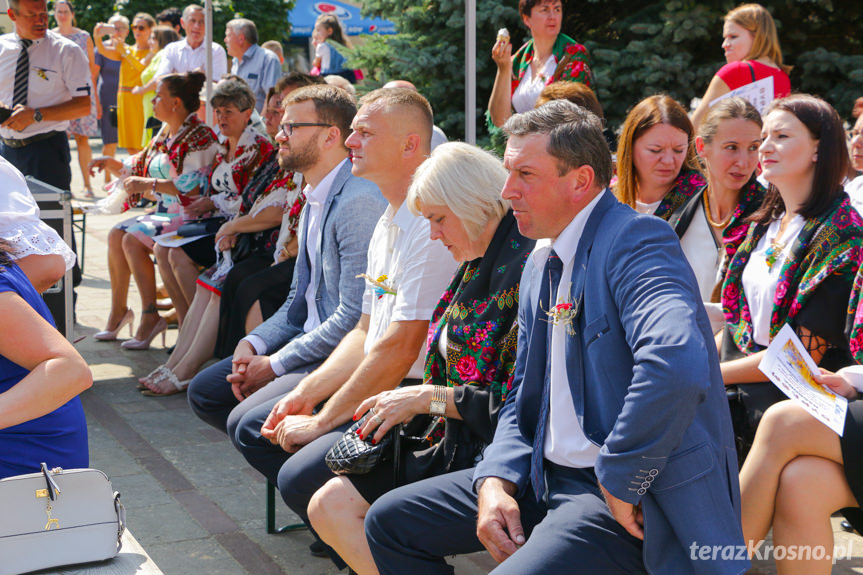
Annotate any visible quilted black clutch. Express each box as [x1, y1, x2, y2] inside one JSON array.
[[325, 414, 397, 475]]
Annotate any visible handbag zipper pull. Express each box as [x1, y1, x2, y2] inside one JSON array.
[[44, 502, 60, 530]]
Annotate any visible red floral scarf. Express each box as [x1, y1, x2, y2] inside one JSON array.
[[510, 32, 592, 95]]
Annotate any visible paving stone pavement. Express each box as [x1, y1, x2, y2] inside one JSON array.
[[65, 139, 863, 574], [66, 139, 496, 574]]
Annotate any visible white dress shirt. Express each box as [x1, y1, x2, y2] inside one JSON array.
[[742, 214, 805, 347], [361, 201, 457, 379], [538, 190, 605, 468], [156, 38, 228, 80], [302, 159, 348, 335], [0, 31, 91, 139]]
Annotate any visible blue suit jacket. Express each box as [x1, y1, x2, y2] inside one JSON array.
[[475, 191, 748, 575], [249, 161, 386, 373]]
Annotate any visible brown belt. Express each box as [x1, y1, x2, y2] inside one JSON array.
[[0, 130, 62, 149]]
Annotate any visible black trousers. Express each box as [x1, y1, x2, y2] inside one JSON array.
[[0, 131, 72, 191]]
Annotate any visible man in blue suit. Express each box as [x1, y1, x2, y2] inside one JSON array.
[[364, 101, 748, 574]]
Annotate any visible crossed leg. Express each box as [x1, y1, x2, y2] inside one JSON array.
[[739, 400, 859, 574]]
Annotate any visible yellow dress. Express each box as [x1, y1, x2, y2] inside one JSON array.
[[117, 46, 149, 150]]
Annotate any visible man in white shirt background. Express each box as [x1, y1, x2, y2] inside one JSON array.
[[225, 18, 281, 113], [228, 88, 457, 566], [156, 4, 228, 81], [0, 0, 90, 191]]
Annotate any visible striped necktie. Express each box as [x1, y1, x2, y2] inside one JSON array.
[[13, 38, 33, 108]]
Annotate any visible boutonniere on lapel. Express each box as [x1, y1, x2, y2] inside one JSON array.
[[541, 283, 579, 335], [357, 273, 397, 299]]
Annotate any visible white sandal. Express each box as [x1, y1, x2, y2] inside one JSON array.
[[137, 365, 170, 390], [140, 367, 190, 397]]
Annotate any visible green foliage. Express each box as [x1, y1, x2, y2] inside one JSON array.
[[571, 0, 863, 129], [347, 0, 520, 142], [345, 0, 863, 143], [60, 0, 294, 45]]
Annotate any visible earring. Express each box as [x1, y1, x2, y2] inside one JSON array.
[[172, 105, 177, 112]]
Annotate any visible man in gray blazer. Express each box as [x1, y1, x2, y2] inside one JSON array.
[[188, 85, 386, 440]]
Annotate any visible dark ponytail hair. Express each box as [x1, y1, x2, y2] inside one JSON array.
[[161, 71, 206, 114]]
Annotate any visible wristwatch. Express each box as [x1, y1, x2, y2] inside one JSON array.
[[33, 108, 42, 122], [429, 385, 447, 417]]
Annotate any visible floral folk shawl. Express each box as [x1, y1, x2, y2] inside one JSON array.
[[653, 169, 707, 221], [207, 126, 275, 217], [510, 33, 592, 95], [718, 178, 767, 268], [722, 193, 863, 355], [240, 149, 305, 254], [424, 212, 532, 404], [131, 114, 218, 181]]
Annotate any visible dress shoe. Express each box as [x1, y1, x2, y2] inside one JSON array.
[[94, 309, 134, 341], [121, 316, 167, 350]]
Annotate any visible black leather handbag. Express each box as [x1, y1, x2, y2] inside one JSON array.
[[325, 413, 398, 476]]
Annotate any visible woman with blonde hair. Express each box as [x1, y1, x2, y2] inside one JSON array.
[[692, 3, 791, 128], [305, 142, 534, 573], [615, 95, 705, 221]]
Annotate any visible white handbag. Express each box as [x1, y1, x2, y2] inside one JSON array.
[[0, 463, 125, 575]]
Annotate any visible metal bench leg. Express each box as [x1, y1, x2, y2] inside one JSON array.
[[266, 480, 308, 534]]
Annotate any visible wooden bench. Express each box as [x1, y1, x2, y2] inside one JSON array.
[[35, 530, 162, 575]]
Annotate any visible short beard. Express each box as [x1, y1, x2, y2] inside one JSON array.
[[278, 145, 320, 173]]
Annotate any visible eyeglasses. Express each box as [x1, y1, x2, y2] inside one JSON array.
[[278, 122, 331, 136], [848, 129, 862, 140], [133, 25, 148, 31]]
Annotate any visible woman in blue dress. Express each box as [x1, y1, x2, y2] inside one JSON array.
[[0, 241, 91, 479]]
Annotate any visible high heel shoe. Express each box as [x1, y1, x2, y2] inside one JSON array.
[[121, 316, 167, 350], [94, 309, 135, 341]]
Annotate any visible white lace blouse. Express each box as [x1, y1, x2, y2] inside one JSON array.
[[0, 156, 76, 270]]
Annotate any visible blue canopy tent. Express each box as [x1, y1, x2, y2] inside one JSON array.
[[289, 0, 397, 37]]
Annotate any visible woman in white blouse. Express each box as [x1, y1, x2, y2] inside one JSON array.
[[152, 78, 271, 327], [0, 156, 76, 293], [667, 97, 766, 331], [139, 79, 296, 395], [717, 94, 863, 464]]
